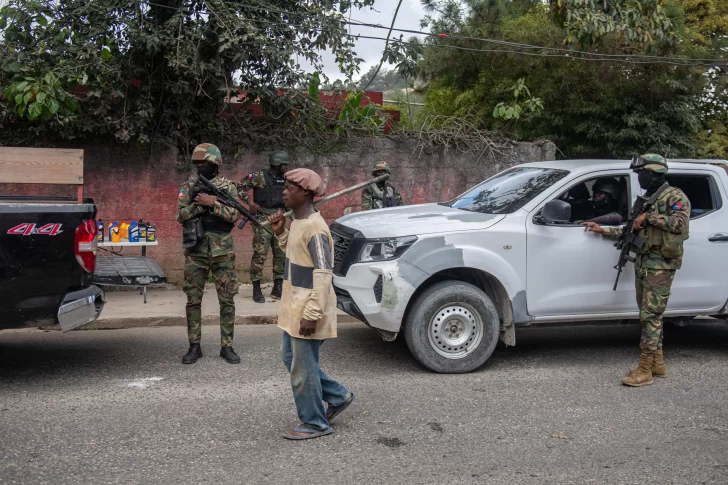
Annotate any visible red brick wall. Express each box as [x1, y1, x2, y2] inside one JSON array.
[[1, 138, 555, 284]]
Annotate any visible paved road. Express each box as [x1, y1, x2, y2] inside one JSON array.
[[1, 321, 727, 484]]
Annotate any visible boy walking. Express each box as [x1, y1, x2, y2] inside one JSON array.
[[267, 168, 354, 440]]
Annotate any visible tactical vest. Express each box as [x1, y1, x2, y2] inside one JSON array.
[[370, 183, 397, 209], [636, 186, 689, 260], [192, 176, 235, 233], [253, 170, 285, 209], [201, 211, 234, 233]]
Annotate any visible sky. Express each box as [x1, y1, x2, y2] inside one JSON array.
[[302, 0, 429, 83]]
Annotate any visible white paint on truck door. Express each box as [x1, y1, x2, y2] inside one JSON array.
[[664, 168, 728, 312], [526, 171, 637, 316]]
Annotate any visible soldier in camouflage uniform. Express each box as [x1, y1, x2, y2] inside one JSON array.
[[176, 143, 242, 365], [237, 151, 289, 303], [361, 161, 404, 210], [584, 154, 690, 387]]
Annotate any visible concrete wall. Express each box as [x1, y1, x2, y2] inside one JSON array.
[[1, 138, 556, 284]]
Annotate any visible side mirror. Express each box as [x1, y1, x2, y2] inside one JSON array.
[[542, 200, 571, 224]]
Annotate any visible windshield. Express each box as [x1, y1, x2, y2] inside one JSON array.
[[446, 167, 569, 214]]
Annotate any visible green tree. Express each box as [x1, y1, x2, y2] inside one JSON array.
[[682, 0, 728, 157], [417, 0, 713, 158], [0, 0, 374, 153]]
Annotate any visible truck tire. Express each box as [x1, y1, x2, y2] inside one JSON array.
[[404, 280, 500, 373]]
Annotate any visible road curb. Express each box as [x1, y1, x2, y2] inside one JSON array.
[[35, 313, 362, 331]]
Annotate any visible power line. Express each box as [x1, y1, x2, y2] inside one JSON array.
[[215, 1, 727, 64], [111, 1, 728, 67]]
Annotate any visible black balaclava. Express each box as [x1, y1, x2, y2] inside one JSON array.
[[638, 172, 666, 195], [592, 194, 616, 216], [197, 163, 218, 180]]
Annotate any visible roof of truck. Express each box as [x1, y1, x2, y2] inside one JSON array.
[[520, 159, 728, 174]]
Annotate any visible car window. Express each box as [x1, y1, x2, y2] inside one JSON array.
[[666, 174, 722, 219], [537, 175, 630, 226], [446, 167, 569, 214]]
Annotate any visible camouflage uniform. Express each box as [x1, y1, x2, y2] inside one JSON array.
[[176, 145, 241, 348], [604, 184, 690, 355], [600, 154, 690, 386], [237, 169, 286, 282], [361, 161, 404, 210]]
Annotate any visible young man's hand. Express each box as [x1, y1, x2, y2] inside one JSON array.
[[299, 318, 317, 337], [268, 211, 286, 235], [582, 221, 604, 233], [194, 193, 217, 208]]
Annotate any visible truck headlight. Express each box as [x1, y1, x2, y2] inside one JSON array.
[[358, 236, 417, 263]]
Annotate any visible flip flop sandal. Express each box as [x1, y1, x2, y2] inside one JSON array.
[[326, 392, 355, 423], [283, 425, 334, 440]]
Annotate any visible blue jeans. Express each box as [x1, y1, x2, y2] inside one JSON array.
[[280, 332, 350, 431]]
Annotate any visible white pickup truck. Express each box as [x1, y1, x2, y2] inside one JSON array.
[[332, 159, 728, 373]]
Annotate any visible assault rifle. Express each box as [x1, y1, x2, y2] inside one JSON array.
[[612, 183, 669, 290], [195, 175, 274, 236]]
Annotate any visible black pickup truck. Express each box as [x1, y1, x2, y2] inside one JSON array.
[[0, 196, 104, 331]]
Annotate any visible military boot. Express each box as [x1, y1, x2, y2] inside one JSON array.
[[252, 280, 265, 303], [651, 349, 668, 378], [182, 344, 203, 364], [621, 353, 654, 387], [270, 279, 283, 300], [220, 346, 241, 364]]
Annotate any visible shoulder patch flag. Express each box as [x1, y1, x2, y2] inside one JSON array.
[[673, 201, 683, 210], [178, 188, 186, 199], [248, 172, 254, 180]]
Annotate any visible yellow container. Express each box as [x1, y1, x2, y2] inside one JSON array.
[[110, 223, 121, 243], [120, 222, 130, 240]]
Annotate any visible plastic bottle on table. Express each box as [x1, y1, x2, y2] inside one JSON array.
[[146, 222, 156, 242], [110, 221, 121, 243], [129, 221, 140, 242], [120, 222, 130, 240]]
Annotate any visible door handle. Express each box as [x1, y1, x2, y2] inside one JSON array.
[[709, 233, 728, 242]]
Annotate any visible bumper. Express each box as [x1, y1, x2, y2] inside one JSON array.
[[57, 285, 105, 332], [333, 260, 426, 336]]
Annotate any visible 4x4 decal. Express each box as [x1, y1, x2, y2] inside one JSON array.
[[6, 223, 63, 236]]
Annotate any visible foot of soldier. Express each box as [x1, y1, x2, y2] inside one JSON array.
[[651, 349, 668, 378], [622, 353, 654, 387], [182, 344, 203, 364], [252, 280, 265, 303], [270, 278, 283, 300], [220, 346, 241, 364]]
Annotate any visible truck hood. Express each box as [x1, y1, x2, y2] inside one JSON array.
[[334, 203, 505, 238]]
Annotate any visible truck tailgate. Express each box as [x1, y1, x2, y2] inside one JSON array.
[[92, 256, 167, 287]]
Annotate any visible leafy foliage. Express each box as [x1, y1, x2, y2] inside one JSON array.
[[4, 71, 79, 121], [335, 91, 384, 136], [696, 120, 728, 158], [492, 78, 544, 123], [0, 0, 375, 154], [549, 0, 678, 49], [416, 0, 715, 158]]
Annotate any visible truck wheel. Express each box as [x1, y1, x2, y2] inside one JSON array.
[[404, 281, 500, 373]]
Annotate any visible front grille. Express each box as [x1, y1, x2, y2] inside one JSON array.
[[373, 275, 383, 303], [331, 229, 353, 275]]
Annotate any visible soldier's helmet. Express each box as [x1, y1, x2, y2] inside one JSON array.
[[372, 161, 391, 175], [630, 153, 668, 174], [191, 143, 222, 166], [269, 151, 289, 167], [592, 178, 621, 200]]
